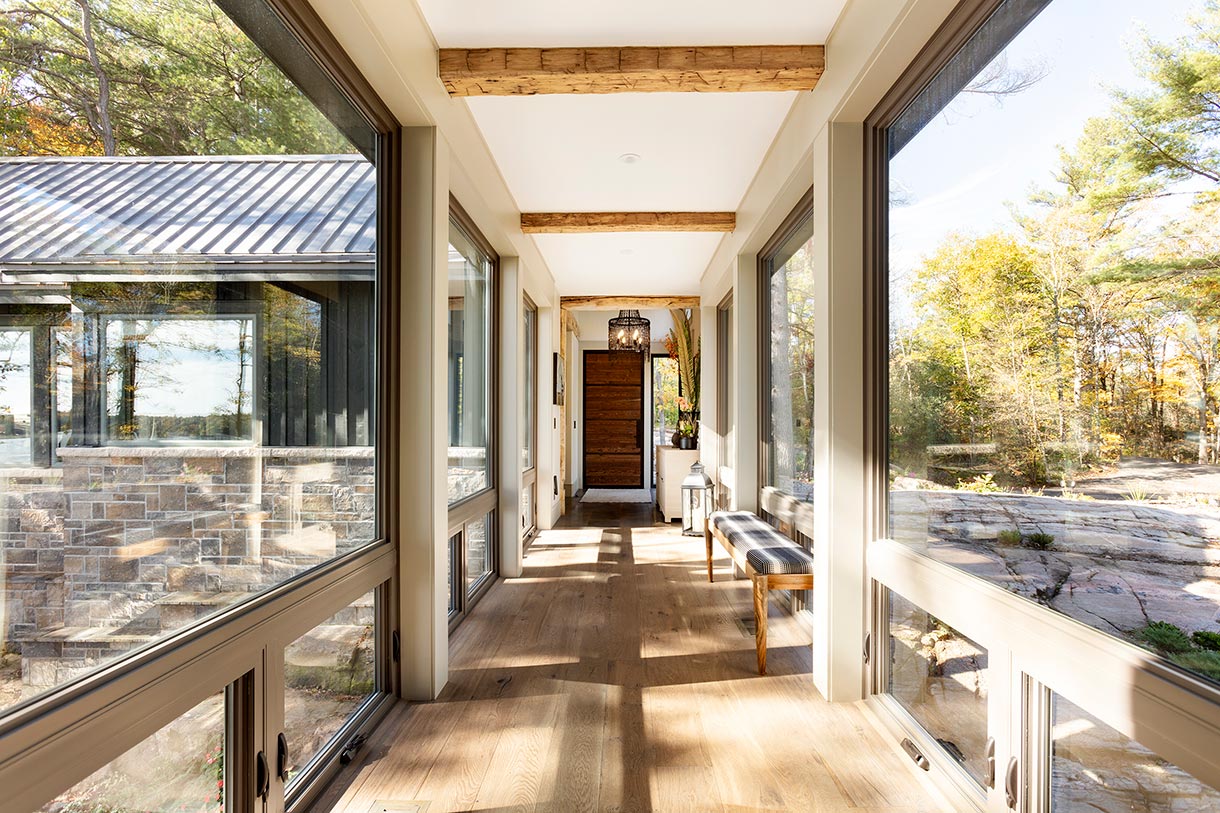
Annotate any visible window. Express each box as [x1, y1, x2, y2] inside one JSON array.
[[716, 297, 734, 510], [522, 299, 538, 539], [761, 191, 815, 500], [103, 316, 254, 442], [39, 690, 226, 813], [0, 329, 32, 466], [0, 0, 395, 807], [282, 591, 376, 786], [888, 590, 989, 788], [523, 300, 537, 473], [1050, 694, 1220, 811], [447, 213, 494, 505], [875, 0, 1220, 806]]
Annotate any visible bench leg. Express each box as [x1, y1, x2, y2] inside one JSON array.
[[752, 574, 768, 675], [704, 523, 714, 582]]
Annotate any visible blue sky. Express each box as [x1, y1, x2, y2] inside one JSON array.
[[890, 0, 1204, 307]]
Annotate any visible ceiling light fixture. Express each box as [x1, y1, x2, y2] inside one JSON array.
[[608, 310, 650, 353], [618, 152, 642, 165]]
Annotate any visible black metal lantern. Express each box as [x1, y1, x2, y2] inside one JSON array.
[[607, 309, 650, 352], [681, 461, 715, 536]]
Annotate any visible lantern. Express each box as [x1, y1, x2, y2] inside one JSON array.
[[681, 461, 715, 536]]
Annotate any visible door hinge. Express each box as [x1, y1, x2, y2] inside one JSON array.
[[863, 631, 872, 665], [391, 630, 401, 662]]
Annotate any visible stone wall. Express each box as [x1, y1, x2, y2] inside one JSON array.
[[2, 447, 374, 696]]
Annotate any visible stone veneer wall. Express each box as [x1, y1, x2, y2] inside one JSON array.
[[2, 447, 374, 694]]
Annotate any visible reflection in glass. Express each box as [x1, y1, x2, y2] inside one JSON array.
[[104, 317, 253, 442], [0, 330, 32, 467], [886, 0, 1220, 689], [765, 220, 814, 500], [888, 590, 989, 787], [447, 223, 493, 504], [465, 514, 492, 596], [0, 0, 379, 716], [283, 591, 376, 783], [40, 691, 225, 813], [1051, 694, 1220, 811], [523, 303, 537, 472]]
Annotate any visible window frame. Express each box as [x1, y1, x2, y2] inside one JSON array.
[[757, 185, 816, 497], [863, 0, 1220, 810], [522, 294, 538, 542], [0, 0, 404, 809]]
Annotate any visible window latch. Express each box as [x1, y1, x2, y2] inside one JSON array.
[[391, 630, 401, 662], [1005, 756, 1019, 809], [277, 732, 290, 782], [340, 732, 369, 765], [985, 737, 996, 789], [863, 631, 872, 665], [255, 750, 270, 800]]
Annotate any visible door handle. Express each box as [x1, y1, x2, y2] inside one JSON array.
[[1005, 756, 1019, 809]]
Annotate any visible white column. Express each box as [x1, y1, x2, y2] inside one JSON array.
[[397, 126, 449, 700], [732, 254, 759, 513], [812, 121, 867, 702], [498, 257, 523, 576]]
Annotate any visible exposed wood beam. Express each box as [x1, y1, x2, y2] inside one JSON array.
[[521, 212, 735, 234], [440, 46, 825, 96], [561, 296, 700, 312]]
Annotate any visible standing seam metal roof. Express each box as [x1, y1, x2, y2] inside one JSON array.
[[0, 155, 376, 279]]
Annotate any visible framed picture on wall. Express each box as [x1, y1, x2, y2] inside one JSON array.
[[553, 352, 565, 406]]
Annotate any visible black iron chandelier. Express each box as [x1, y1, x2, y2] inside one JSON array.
[[608, 309, 650, 353]]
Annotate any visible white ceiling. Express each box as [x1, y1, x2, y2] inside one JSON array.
[[415, 0, 847, 295], [415, 0, 847, 47], [533, 233, 723, 296]]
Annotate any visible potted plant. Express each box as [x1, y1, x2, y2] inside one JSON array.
[[664, 309, 700, 448]]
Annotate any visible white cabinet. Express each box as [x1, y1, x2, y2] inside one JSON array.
[[657, 446, 700, 522]]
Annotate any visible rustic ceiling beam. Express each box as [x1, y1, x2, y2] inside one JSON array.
[[561, 296, 701, 312], [521, 212, 735, 234], [440, 45, 825, 96]]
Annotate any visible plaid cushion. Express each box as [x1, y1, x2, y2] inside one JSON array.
[[710, 511, 815, 576]]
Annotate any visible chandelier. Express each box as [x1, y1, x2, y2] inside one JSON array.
[[607, 309, 650, 353]]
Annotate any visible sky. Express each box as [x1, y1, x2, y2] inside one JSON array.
[[889, 0, 1205, 312]]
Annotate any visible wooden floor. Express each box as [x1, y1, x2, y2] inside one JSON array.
[[310, 501, 951, 813]]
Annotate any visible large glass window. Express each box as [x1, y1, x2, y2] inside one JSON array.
[[717, 298, 734, 511], [0, 0, 379, 722], [888, 590, 989, 788], [523, 301, 537, 472], [887, 0, 1220, 692], [40, 691, 226, 813], [1050, 694, 1220, 811], [283, 591, 376, 785], [762, 195, 815, 500], [447, 217, 494, 505]]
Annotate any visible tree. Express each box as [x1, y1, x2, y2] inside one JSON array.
[[0, 0, 355, 156], [1116, 0, 1220, 188]]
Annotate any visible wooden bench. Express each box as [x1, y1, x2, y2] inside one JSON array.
[[705, 510, 815, 675]]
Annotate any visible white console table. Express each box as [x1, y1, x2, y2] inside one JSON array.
[[657, 445, 700, 522]]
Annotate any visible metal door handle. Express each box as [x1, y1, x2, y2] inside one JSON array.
[[256, 750, 269, 799]]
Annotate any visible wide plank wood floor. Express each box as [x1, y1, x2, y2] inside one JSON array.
[[309, 502, 951, 813]]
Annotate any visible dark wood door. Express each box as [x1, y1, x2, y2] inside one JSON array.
[[583, 350, 645, 488]]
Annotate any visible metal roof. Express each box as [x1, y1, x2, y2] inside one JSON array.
[[0, 155, 375, 282]]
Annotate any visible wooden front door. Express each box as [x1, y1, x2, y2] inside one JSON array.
[[583, 350, 645, 488]]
